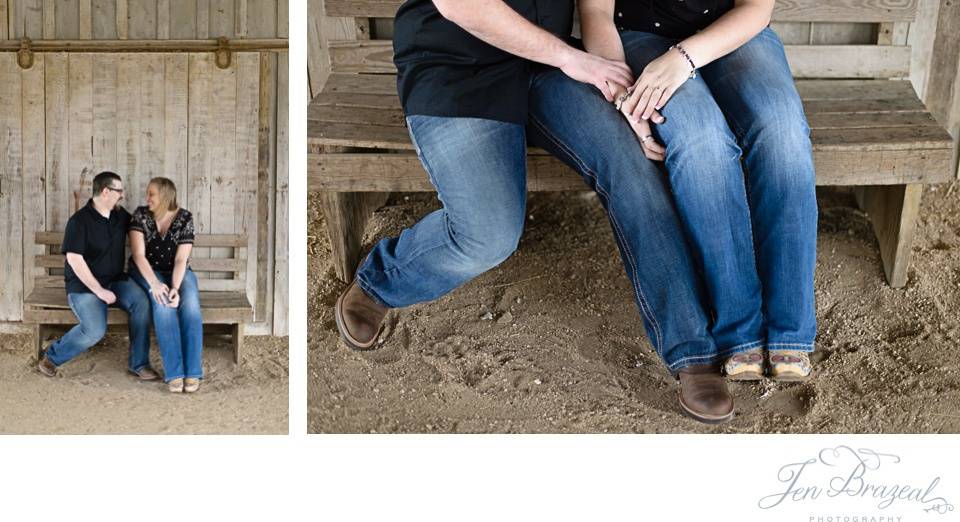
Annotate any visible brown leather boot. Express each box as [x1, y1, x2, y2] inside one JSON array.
[[334, 279, 388, 350], [38, 356, 57, 378], [676, 363, 734, 424]]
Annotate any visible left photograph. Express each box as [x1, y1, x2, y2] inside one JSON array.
[[0, 0, 289, 434]]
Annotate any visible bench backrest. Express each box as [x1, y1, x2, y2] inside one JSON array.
[[320, 0, 917, 79], [33, 231, 248, 293]]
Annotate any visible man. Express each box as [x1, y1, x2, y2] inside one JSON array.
[[334, 0, 734, 423], [38, 171, 158, 381]]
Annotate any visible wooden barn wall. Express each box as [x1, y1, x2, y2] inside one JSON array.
[[0, 0, 289, 336]]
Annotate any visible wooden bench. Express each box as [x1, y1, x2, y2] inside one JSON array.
[[23, 231, 254, 364], [309, 0, 955, 288]]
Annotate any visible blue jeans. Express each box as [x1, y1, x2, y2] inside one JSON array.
[[620, 27, 818, 354], [45, 279, 152, 371], [356, 70, 722, 372], [130, 267, 204, 382]]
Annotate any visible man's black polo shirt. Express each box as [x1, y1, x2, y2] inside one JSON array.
[[61, 199, 130, 294], [393, 0, 575, 125]]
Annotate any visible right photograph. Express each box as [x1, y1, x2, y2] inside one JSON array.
[[308, 0, 960, 433]]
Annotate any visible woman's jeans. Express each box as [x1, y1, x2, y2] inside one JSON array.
[[130, 267, 204, 381], [620, 27, 818, 354], [355, 67, 725, 372], [44, 279, 152, 371]]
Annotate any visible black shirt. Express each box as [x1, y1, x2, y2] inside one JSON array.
[[614, 0, 734, 40], [128, 206, 195, 273], [394, 0, 575, 125], [61, 199, 130, 294]]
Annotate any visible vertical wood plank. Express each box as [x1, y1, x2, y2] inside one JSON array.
[[158, 0, 170, 38], [210, 50, 238, 261], [127, 0, 157, 38], [92, 54, 118, 175], [309, 0, 356, 98], [188, 53, 213, 260], [258, 51, 277, 331], [45, 53, 71, 232], [277, 0, 286, 38], [79, 0, 92, 38], [9, 0, 44, 39], [0, 0, 7, 39], [117, 53, 141, 206], [909, 0, 941, 99], [168, 0, 197, 38], [139, 53, 165, 194], [236, 0, 247, 37], [21, 53, 46, 309], [236, 52, 260, 312], [68, 53, 94, 211], [246, 0, 276, 38], [0, 53, 24, 321], [926, 0, 960, 179], [208, 0, 233, 38], [56, 0, 80, 39], [273, 51, 288, 335], [92, 0, 118, 39], [42, 0, 55, 38], [164, 54, 189, 201], [116, 0, 127, 39], [196, 0, 208, 38]]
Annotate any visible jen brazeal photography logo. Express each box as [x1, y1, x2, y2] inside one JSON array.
[[758, 446, 954, 516]]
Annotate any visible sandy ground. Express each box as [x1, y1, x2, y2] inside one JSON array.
[[0, 332, 288, 434], [308, 180, 960, 434]]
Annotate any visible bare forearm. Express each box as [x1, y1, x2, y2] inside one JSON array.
[[132, 254, 160, 286], [171, 259, 187, 291], [679, 0, 773, 69], [433, 0, 575, 68], [66, 254, 106, 294], [580, 2, 625, 63]]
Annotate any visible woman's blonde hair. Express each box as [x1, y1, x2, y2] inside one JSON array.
[[148, 177, 179, 219]]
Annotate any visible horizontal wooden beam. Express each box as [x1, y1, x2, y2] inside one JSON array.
[[309, 147, 955, 191], [327, 41, 913, 79], [0, 38, 288, 53], [323, 0, 918, 22], [35, 231, 248, 247]]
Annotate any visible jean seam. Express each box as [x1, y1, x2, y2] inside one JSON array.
[[768, 342, 814, 350], [668, 352, 723, 372], [529, 114, 664, 356]]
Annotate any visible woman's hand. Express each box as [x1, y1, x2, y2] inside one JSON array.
[[628, 117, 666, 162], [621, 48, 692, 122], [167, 287, 181, 308], [149, 281, 171, 307], [558, 48, 635, 102]]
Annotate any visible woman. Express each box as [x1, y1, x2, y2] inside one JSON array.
[[128, 177, 203, 393], [580, 0, 818, 381]]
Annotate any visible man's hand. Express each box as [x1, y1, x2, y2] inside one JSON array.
[[96, 289, 118, 305], [558, 48, 635, 102], [627, 117, 666, 162]]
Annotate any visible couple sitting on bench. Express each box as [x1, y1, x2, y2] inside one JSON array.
[[334, 0, 817, 424], [38, 171, 206, 394]]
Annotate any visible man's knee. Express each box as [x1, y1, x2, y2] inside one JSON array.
[[76, 319, 107, 346], [450, 214, 524, 270]]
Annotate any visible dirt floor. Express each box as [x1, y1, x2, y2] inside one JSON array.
[[0, 333, 288, 434], [308, 180, 960, 434]]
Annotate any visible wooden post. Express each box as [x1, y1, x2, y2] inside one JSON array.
[[855, 184, 923, 288], [34, 323, 43, 362], [232, 322, 244, 364], [318, 191, 388, 282]]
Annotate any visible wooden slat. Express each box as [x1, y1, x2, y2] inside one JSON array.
[[55, 0, 80, 39], [210, 49, 238, 260], [164, 53, 190, 199], [128, 0, 158, 39], [326, 40, 912, 79], [68, 53, 94, 212], [323, 0, 917, 22], [168, 0, 198, 39], [309, 146, 955, 191], [273, 51, 289, 336], [92, 54, 118, 174], [188, 52, 213, 259], [139, 53, 165, 180], [24, 287, 251, 311], [258, 51, 277, 325], [236, 52, 261, 317], [92, 0, 118, 39], [35, 231, 247, 248], [22, 53, 47, 312], [45, 53, 70, 232], [308, 120, 412, 149], [184, 257, 246, 272], [117, 53, 142, 200], [79, 0, 92, 39]]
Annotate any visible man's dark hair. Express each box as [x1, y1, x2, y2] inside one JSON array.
[[92, 171, 122, 196]]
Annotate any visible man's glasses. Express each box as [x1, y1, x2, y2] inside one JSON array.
[[107, 187, 124, 194]]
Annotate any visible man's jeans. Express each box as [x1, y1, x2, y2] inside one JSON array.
[[44, 279, 152, 371], [620, 27, 818, 354], [130, 268, 204, 382], [355, 69, 723, 371]]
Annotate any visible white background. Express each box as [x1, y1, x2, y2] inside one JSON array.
[[2, 2, 958, 521]]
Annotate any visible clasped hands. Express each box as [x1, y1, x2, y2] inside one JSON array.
[[149, 280, 181, 308]]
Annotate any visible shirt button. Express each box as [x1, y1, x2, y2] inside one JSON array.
[[617, 12, 622, 17], [654, 22, 661, 27], [703, 9, 710, 13]]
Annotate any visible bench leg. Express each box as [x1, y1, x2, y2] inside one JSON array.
[[33, 324, 42, 361], [318, 191, 389, 282], [232, 323, 245, 365], [855, 184, 922, 288]]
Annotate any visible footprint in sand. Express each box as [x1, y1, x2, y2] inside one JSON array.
[[764, 385, 816, 417]]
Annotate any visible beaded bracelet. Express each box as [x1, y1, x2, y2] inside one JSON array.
[[670, 43, 697, 79]]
